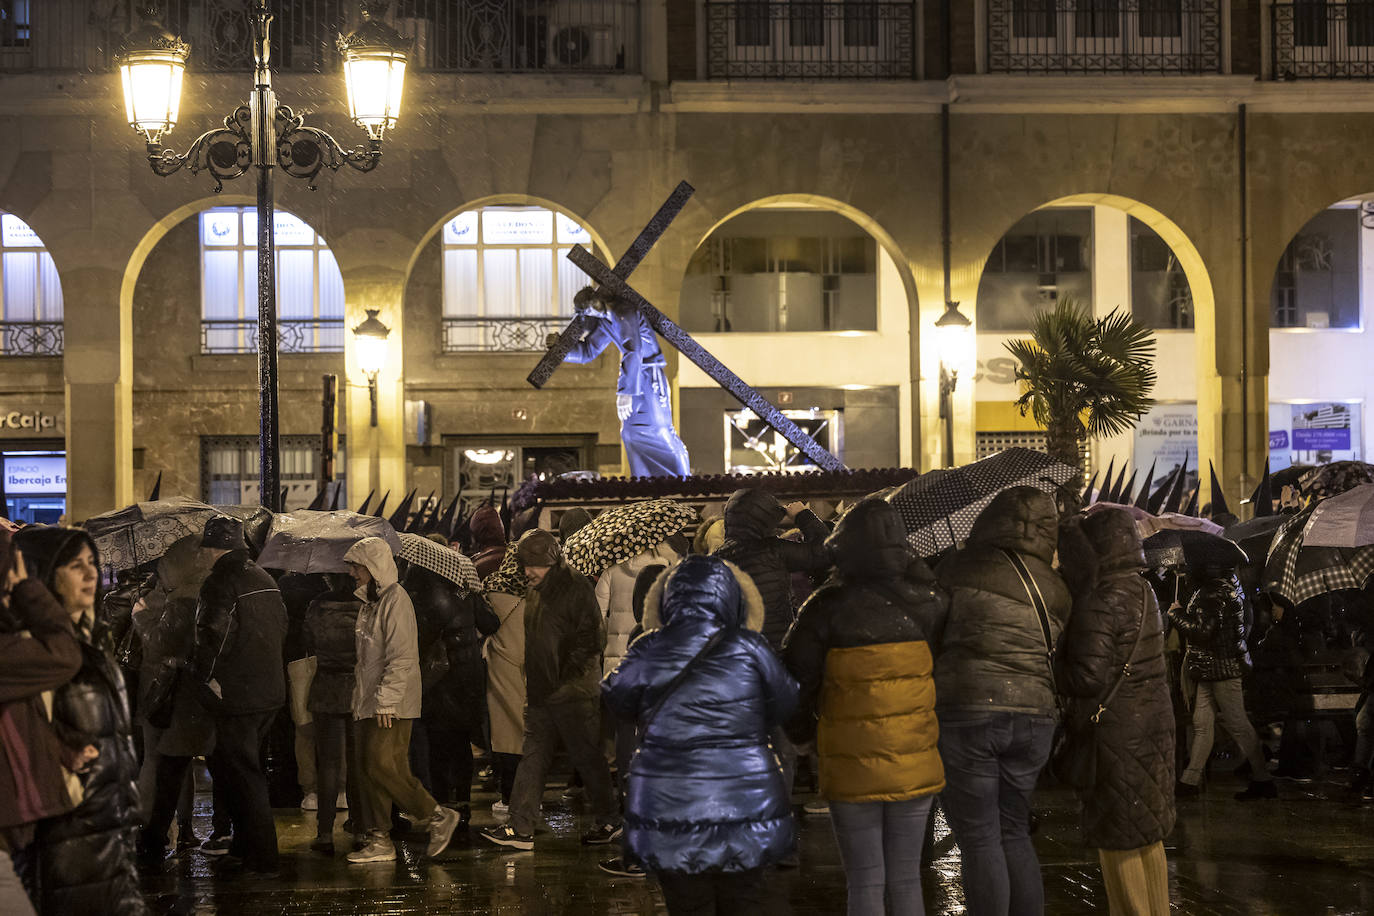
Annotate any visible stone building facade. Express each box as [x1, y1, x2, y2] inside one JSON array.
[[0, 1, 1370, 519]]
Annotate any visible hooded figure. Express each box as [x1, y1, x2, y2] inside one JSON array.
[[13, 527, 148, 915], [482, 545, 529, 809], [1057, 509, 1175, 915], [933, 487, 1071, 916], [469, 506, 508, 580], [783, 499, 947, 915], [603, 555, 798, 894]]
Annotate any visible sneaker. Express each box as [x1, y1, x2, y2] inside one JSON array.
[[1234, 780, 1278, 801], [427, 805, 462, 858], [803, 799, 830, 816], [200, 834, 234, 856], [300, 792, 318, 812], [598, 856, 647, 878], [1175, 780, 1201, 798], [478, 824, 534, 851], [346, 835, 396, 863], [580, 822, 623, 846], [491, 800, 509, 820]]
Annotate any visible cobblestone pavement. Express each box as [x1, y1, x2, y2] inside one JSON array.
[[138, 769, 1374, 915]]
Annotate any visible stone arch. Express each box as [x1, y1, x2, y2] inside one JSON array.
[[674, 193, 922, 470], [968, 192, 1220, 490]]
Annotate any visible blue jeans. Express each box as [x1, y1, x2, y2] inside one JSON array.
[[830, 797, 933, 916], [938, 711, 1055, 916]]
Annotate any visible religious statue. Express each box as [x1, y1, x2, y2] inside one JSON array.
[[563, 287, 691, 477]]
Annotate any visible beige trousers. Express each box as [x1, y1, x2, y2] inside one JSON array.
[[1098, 841, 1170, 915]]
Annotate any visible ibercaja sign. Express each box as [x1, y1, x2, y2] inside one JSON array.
[[0, 409, 62, 434]]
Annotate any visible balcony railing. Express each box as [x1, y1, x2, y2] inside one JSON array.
[[201, 318, 345, 355], [705, 2, 917, 78], [1272, 3, 1374, 79], [986, 0, 1223, 74], [442, 316, 569, 352], [0, 321, 63, 357], [3, 0, 640, 74]]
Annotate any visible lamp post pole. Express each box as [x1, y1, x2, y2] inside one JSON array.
[[118, 0, 409, 513], [939, 362, 957, 469], [249, 0, 282, 511], [934, 300, 971, 469]]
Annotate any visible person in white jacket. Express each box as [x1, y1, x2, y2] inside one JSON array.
[[342, 537, 461, 864], [596, 542, 681, 680]]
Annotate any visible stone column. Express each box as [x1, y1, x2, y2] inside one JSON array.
[[340, 267, 407, 510], [62, 265, 133, 521]]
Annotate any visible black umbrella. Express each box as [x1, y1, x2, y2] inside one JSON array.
[[1263, 505, 1374, 606], [1223, 514, 1288, 566], [1143, 528, 1248, 570]]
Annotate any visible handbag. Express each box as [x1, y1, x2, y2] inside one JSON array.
[[142, 657, 181, 730], [420, 638, 451, 691], [286, 655, 318, 726]]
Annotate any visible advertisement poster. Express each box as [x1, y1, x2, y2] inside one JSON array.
[[1269, 402, 1362, 469], [1133, 403, 1198, 497]]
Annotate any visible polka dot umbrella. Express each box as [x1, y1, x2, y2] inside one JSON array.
[[563, 499, 699, 578]]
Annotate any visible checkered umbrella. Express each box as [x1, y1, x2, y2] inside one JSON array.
[[86, 497, 221, 572], [884, 449, 1080, 558], [1299, 484, 1374, 548], [1262, 506, 1374, 607], [483, 544, 527, 597], [563, 499, 698, 578], [257, 510, 402, 575], [397, 532, 481, 591]]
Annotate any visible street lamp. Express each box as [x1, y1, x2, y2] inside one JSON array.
[[352, 309, 391, 427], [116, 0, 409, 512], [934, 300, 972, 469]]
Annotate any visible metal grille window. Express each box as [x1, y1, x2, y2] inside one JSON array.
[[709, 1, 917, 78], [1272, 2, 1374, 78], [976, 430, 1048, 459], [199, 207, 345, 354], [990, 0, 1222, 74], [0, 211, 63, 356], [201, 434, 344, 510], [440, 206, 596, 352]]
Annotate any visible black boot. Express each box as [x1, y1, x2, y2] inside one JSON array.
[[1234, 779, 1278, 801], [1175, 780, 1201, 798]]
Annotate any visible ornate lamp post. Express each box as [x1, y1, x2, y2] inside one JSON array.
[[934, 300, 972, 469], [116, 1, 409, 511], [352, 309, 391, 427]]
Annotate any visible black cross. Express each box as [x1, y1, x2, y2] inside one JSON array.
[[526, 181, 845, 473]]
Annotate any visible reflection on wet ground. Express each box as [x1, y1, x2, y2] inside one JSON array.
[[138, 769, 1374, 914]]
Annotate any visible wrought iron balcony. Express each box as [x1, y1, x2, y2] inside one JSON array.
[[3, 0, 640, 75], [705, 1, 917, 78], [201, 318, 345, 354], [1272, 3, 1374, 79], [0, 321, 63, 357], [442, 316, 570, 352], [986, 0, 1223, 74]]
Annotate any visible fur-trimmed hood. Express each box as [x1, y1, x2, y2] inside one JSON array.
[[642, 554, 765, 633]]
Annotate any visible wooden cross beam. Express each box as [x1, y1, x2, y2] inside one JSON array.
[[527, 181, 845, 473]]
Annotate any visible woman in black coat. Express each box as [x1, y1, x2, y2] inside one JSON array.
[[405, 565, 498, 823], [15, 527, 147, 916], [1057, 509, 1174, 916], [303, 575, 362, 854]]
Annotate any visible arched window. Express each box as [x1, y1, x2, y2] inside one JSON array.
[[0, 211, 63, 356], [441, 205, 594, 351], [199, 207, 345, 354]]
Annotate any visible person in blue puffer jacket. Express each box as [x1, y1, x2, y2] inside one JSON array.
[[603, 554, 798, 913]]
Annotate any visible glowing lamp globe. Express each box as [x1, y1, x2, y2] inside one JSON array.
[[934, 301, 973, 374], [338, 3, 410, 142], [353, 309, 391, 376], [116, 8, 191, 145]]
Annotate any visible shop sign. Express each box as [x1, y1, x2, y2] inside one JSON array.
[[0, 409, 61, 434], [5, 456, 67, 495], [1133, 403, 1198, 481], [1269, 430, 1289, 450]]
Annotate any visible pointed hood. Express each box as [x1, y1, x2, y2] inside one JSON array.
[[1250, 460, 1273, 517], [1134, 461, 1156, 510], [343, 536, 399, 592], [1163, 454, 1189, 514], [1082, 471, 1100, 506], [1107, 463, 1129, 503], [387, 489, 416, 530], [357, 489, 375, 515], [1148, 467, 1177, 514], [1208, 461, 1232, 518], [1119, 470, 1138, 507], [148, 471, 163, 502], [1096, 458, 1116, 504]]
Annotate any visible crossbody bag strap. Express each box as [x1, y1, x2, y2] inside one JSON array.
[[1088, 587, 1150, 724], [1000, 549, 1057, 683], [642, 629, 728, 730]]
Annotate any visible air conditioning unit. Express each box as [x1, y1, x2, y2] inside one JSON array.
[[545, 0, 634, 69]]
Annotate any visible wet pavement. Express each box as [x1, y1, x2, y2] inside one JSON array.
[[138, 767, 1374, 915]]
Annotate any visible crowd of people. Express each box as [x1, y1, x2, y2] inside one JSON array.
[[1, 477, 1358, 916]]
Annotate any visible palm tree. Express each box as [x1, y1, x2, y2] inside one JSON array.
[[1004, 297, 1156, 492]]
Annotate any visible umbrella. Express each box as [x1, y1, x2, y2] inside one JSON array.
[[483, 544, 527, 597], [1135, 512, 1223, 539], [1083, 502, 1153, 523], [885, 449, 1080, 557], [397, 532, 481, 591], [1300, 461, 1374, 501], [212, 504, 275, 557], [1302, 484, 1374, 548], [1142, 528, 1248, 570], [86, 497, 222, 572], [257, 510, 402, 574], [1271, 464, 1315, 491], [1262, 506, 1374, 607], [563, 499, 699, 578], [1224, 514, 1288, 566]]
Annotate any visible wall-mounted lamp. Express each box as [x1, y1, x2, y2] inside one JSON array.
[[353, 308, 391, 427], [934, 300, 973, 468]]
